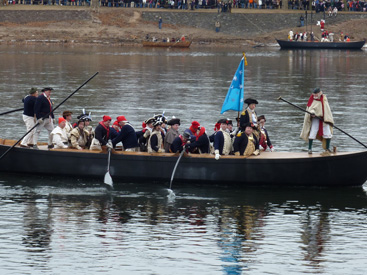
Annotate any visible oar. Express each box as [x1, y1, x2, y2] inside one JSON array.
[[104, 147, 113, 190], [0, 72, 99, 161], [169, 148, 185, 190], [0, 107, 24, 116], [278, 96, 367, 149]]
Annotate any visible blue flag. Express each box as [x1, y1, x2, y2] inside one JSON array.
[[220, 58, 244, 114]]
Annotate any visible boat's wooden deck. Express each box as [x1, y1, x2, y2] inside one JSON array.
[[1, 139, 359, 159]]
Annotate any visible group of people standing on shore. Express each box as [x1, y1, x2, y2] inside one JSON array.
[[21, 86, 333, 157]]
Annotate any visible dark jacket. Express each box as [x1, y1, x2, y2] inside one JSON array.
[[233, 133, 259, 155], [240, 109, 257, 128], [34, 93, 54, 119], [112, 124, 138, 149], [187, 133, 210, 154], [214, 131, 225, 154], [170, 136, 184, 153], [95, 123, 109, 146], [22, 95, 37, 117]]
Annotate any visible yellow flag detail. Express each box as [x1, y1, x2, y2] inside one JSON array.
[[243, 52, 248, 66]]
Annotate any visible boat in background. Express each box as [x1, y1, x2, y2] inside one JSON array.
[[142, 40, 192, 48], [1, 139, 367, 187], [276, 39, 365, 50]]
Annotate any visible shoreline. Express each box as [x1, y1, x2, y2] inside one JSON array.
[[1, 6, 367, 48]]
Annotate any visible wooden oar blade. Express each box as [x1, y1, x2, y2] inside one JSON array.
[[104, 171, 113, 190]]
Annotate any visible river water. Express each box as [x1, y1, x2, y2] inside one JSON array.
[[1, 45, 367, 274]]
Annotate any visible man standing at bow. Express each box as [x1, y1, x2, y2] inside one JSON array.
[[300, 88, 334, 155], [33, 87, 54, 149]]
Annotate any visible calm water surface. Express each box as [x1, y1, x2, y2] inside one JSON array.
[[1, 45, 367, 274]]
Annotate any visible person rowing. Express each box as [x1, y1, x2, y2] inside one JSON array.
[[90, 115, 113, 151]]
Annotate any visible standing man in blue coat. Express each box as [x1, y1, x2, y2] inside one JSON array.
[[20, 87, 38, 148], [33, 87, 54, 149]]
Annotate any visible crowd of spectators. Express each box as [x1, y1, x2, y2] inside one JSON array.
[[2, 0, 367, 13]]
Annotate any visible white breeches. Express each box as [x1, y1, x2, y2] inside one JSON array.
[[21, 115, 36, 146], [309, 118, 332, 139], [33, 117, 54, 145]]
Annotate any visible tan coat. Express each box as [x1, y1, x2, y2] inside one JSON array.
[[70, 127, 90, 150], [300, 94, 334, 142]]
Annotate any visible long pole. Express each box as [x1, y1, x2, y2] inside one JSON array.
[[169, 149, 185, 189], [0, 72, 99, 161], [0, 107, 24, 116], [277, 96, 367, 149]]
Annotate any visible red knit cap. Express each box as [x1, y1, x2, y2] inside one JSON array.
[[191, 121, 200, 130], [103, 115, 112, 122], [116, 116, 128, 123], [58, 117, 66, 124], [113, 121, 119, 126]]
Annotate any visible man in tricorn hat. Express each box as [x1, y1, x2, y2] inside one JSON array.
[[300, 88, 334, 155], [240, 98, 259, 128], [233, 122, 260, 157], [164, 117, 181, 152], [20, 87, 38, 148], [33, 87, 54, 149], [257, 115, 274, 152], [147, 120, 164, 153], [214, 118, 232, 160]]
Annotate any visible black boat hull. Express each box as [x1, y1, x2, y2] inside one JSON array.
[[1, 143, 367, 186], [276, 39, 365, 50]]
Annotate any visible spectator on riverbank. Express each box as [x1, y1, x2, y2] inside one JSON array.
[[215, 20, 221, 32], [158, 16, 162, 29]]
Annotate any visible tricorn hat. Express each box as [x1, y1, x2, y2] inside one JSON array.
[[257, 115, 266, 122], [145, 117, 155, 125], [241, 122, 257, 130], [41, 87, 53, 92], [217, 118, 230, 124], [244, 98, 258, 105]]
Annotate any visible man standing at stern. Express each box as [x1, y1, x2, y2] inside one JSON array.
[[300, 88, 334, 156]]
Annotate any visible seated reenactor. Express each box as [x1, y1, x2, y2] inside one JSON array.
[[170, 131, 191, 153], [147, 120, 164, 153], [186, 126, 210, 154], [164, 117, 181, 152], [258, 115, 274, 152], [138, 117, 155, 152], [90, 115, 112, 151], [233, 122, 260, 157], [214, 119, 232, 160], [51, 117, 69, 149], [112, 116, 139, 152], [209, 121, 221, 143], [70, 119, 90, 150]]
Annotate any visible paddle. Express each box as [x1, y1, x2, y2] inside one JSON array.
[[104, 147, 113, 190], [169, 148, 185, 191], [278, 96, 367, 149], [0, 72, 99, 161], [0, 107, 24, 116]]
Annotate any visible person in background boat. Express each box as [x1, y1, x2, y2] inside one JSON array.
[[214, 119, 232, 160], [50, 117, 69, 149], [300, 88, 334, 156], [20, 87, 38, 148], [147, 120, 164, 153], [215, 21, 221, 32], [329, 32, 334, 42], [288, 30, 294, 41], [112, 116, 139, 152], [240, 98, 259, 137], [70, 119, 90, 150], [158, 17, 162, 29], [180, 35, 186, 41], [186, 126, 210, 154], [233, 122, 260, 157], [170, 131, 191, 153], [90, 115, 113, 151], [164, 117, 180, 152], [344, 34, 350, 42], [257, 115, 274, 152], [62, 110, 73, 139], [310, 32, 315, 42], [339, 32, 344, 41], [138, 117, 155, 152], [33, 87, 54, 149]]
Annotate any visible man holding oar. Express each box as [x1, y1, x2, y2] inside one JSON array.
[[20, 87, 38, 148], [300, 88, 334, 156]]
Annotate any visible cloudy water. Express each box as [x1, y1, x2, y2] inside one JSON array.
[[1, 45, 367, 274]]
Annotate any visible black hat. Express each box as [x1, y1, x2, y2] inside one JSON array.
[[244, 98, 258, 105], [313, 87, 321, 94], [29, 87, 38, 95], [226, 118, 233, 125], [217, 118, 230, 124], [145, 117, 155, 125], [168, 118, 181, 126], [257, 115, 266, 122], [153, 120, 162, 127], [241, 122, 257, 130], [182, 131, 191, 139], [42, 87, 53, 92]]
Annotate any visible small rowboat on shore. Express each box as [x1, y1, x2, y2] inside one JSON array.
[[142, 41, 192, 48], [276, 39, 365, 50], [1, 139, 367, 187]]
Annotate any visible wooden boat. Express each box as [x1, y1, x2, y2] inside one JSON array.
[[142, 41, 192, 48], [276, 39, 365, 50], [1, 139, 367, 187]]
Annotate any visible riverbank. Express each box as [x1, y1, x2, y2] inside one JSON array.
[[1, 6, 367, 48]]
